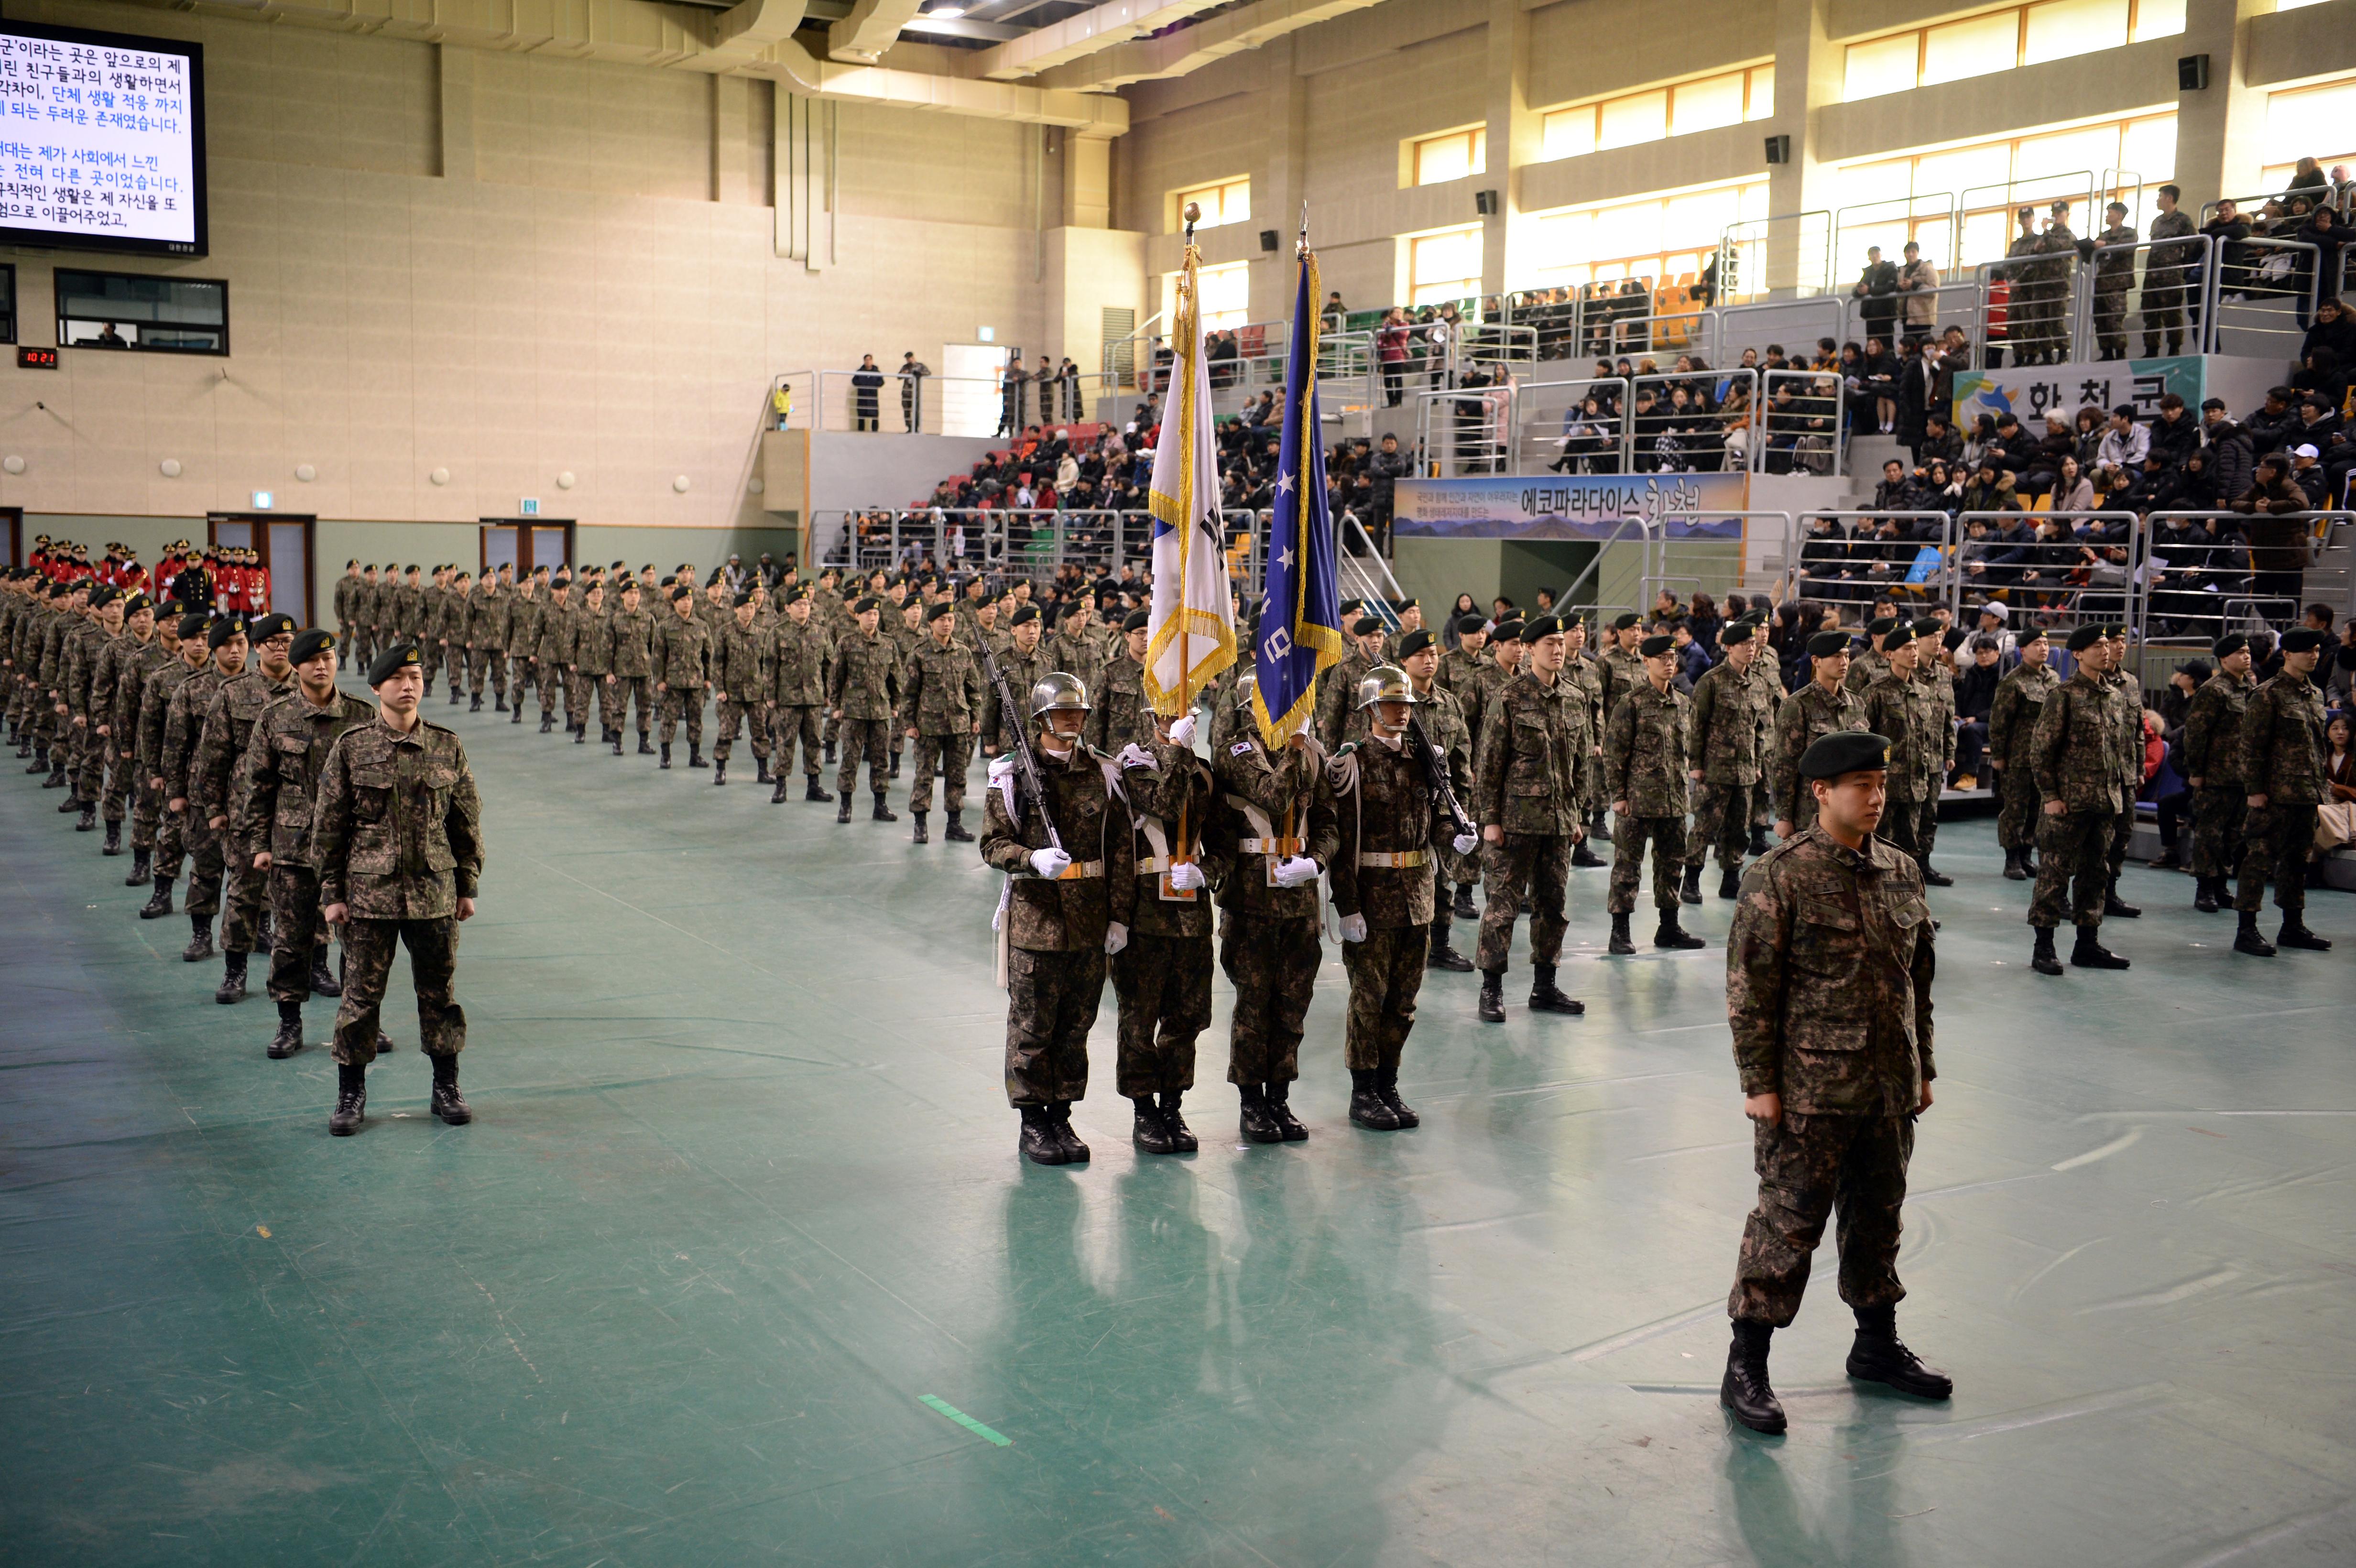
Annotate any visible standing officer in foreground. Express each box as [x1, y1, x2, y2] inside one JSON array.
[[1109, 706, 1219, 1154], [2233, 626, 2333, 958], [653, 583, 712, 771], [900, 600, 982, 843], [1720, 730, 1947, 1437], [829, 594, 902, 823], [1472, 614, 1592, 1023], [313, 644, 485, 1137]]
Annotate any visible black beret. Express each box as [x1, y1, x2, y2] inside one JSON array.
[[1867, 616, 1898, 636], [659, 574, 677, 588], [1611, 611, 1641, 631], [1008, 605, 1039, 626], [122, 592, 152, 615], [157, 598, 184, 617], [2280, 627, 2328, 653], [1638, 633, 1676, 658], [552, 573, 572, 587], [1719, 621, 1754, 647], [1807, 630, 1852, 657], [2212, 632, 2248, 659], [1456, 613, 1488, 636], [1943, 628, 1969, 650], [781, 587, 808, 603], [2017, 623, 2049, 644], [2177, 659, 2214, 681], [207, 616, 248, 650], [177, 613, 209, 640], [734, 592, 755, 608], [1394, 597, 1418, 610], [366, 643, 424, 686], [618, 577, 640, 593], [1122, 609, 1150, 633], [1800, 730, 1893, 780], [1519, 616, 1558, 644], [1352, 615, 1383, 637], [289, 629, 336, 665], [670, 586, 693, 602], [925, 601, 955, 623], [2066, 624, 2107, 651], [1911, 617, 1943, 639], [92, 585, 121, 607], [1396, 628, 1434, 659], [1880, 622, 1916, 650], [1493, 618, 1525, 642]]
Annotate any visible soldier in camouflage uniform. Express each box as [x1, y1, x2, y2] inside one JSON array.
[[607, 581, 656, 753], [1313, 616, 1390, 752], [333, 562, 361, 665], [2025, 626, 2133, 975], [158, 616, 243, 941], [1843, 618, 1893, 696], [980, 671, 1134, 1166], [350, 566, 381, 672], [1770, 630, 1866, 838], [124, 607, 191, 894], [192, 613, 298, 1004], [464, 573, 511, 712], [92, 591, 162, 857], [1437, 614, 1488, 704], [1471, 615, 1594, 1022], [568, 580, 610, 744], [1398, 630, 1479, 969], [651, 585, 712, 768], [1458, 616, 1520, 758], [1048, 600, 1107, 712], [234, 629, 376, 1060], [1686, 621, 1774, 901], [1110, 705, 1222, 1154], [534, 574, 574, 734], [2097, 630, 2145, 917], [2231, 628, 2333, 958], [60, 585, 119, 827], [1604, 633, 1706, 953], [766, 588, 833, 803], [829, 595, 903, 822], [394, 565, 426, 651], [503, 575, 541, 724], [1596, 611, 1647, 726], [1911, 623, 1959, 885], [313, 643, 486, 1137], [1718, 729, 1947, 1437], [1560, 617, 1612, 869], [900, 601, 982, 842], [1985, 626, 2058, 881], [1084, 610, 1151, 755], [1331, 664, 1480, 1132], [709, 592, 770, 786], [978, 605, 1051, 758], [886, 594, 925, 780], [435, 570, 471, 702], [2181, 632, 2256, 911], [1859, 623, 1931, 869]]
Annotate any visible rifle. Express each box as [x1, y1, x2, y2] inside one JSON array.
[[1405, 710, 1472, 842], [975, 630, 1063, 855]]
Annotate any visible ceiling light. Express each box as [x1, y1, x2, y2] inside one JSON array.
[[922, 0, 965, 13]]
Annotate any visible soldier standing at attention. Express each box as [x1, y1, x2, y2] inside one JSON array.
[[829, 595, 902, 823], [1437, 614, 1488, 703], [1909, 620, 1958, 885], [2182, 632, 2256, 913], [1858, 623, 1931, 871], [1459, 616, 1521, 766], [1085, 610, 1151, 755], [1719, 730, 1947, 1437], [333, 561, 361, 666], [1686, 621, 1772, 902], [313, 644, 485, 1137], [192, 612, 298, 1005], [1109, 706, 1219, 1154], [534, 573, 574, 735], [2098, 629, 2144, 919], [980, 672, 1133, 1166], [1397, 629, 1478, 972], [1986, 626, 2058, 882], [568, 579, 610, 745], [1314, 616, 1390, 751], [134, 610, 206, 915], [233, 629, 374, 1060], [163, 616, 246, 956], [900, 600, 982, 843], [1472, 615, 1593, 1023], [436, 570, 470, 704], [1597, 611, 1647, 727], [1845, 618, 1894, 695], [887, 593, 924, 782], [1561, 616, 1611, 870], [2026, 626, 2132, 975], [464, 571, 511, 713], [710, 592, 770, 788], [652, 584, 711, 771], [766, 588, 833, 804], [1211, 690, 1338, 1143], [2232, 627, 2333, 958], [608, 580, 656, 754], [92, 590, 161, 859], [978, 605, 1050, 756], [1604, 633, 1706, 955], [504, 573, 541, 725], [1330, 665, 1479, 1131], [1771, 631, 1867, 840]]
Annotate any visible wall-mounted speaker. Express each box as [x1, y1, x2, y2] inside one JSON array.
[[1474, 189, 1499, 216], [1258, 229, 1279, 252], [1764, 134, 1791, 165], [2177, 54, 2209, 91]]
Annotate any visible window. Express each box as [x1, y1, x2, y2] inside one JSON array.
[[1174, 177, 1249, 233], [1408, 226, 1483, 306], [1541, 65, 1773, 162], [2260, 77, 2356, 195], [1843, 0, 2181, 101], [1411, 127, 1486, 187], [1523, 179, 1768, 292], [55, 268, 227, 354], [1162, 260, 1250, 332], [0, 264, 14, 345]]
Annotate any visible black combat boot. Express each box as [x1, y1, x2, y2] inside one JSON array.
[[889, 751, 901, 780], [1570, 839, 1605, 868], [636, 734, 654, 755], [2193, 875, 2221, 913], [430, 1053, 472, 1124], [911, 811, 929, 844], [1018, 1104, 1069, 1165], [1238, 1085, 1283, 1144], [2030, 926, 2063, 974], [1749, 825, 1773, 857], [76, 804, 97, 831], [1680, 864, 1703, 904], [2278, 917, 2330, 952], [1158, 1090, 1199, 1152], [2147, 844, 2184, 871], [508, 702, 521, 724], [2233, 911, 2277, 957], [141, 876, 175, 919], [102, 820, 122, 855], [823, 740, 836, 765], [659, 743, 672, 770], [2002, 847, 2028, 881], [1451, 884, 1478, 921], [872, 792, 898, 822], [1718, 864, 1743, 900], [836, 798, 853, 824], [807, 777, 834, 804], [2103, 884, 2140, 918], [215, 949, 248, 1004], [1608, 911, 1635, 955], [1477, 970, 1506, 1023], [1377, 1066, 1419, 1127], [44, 762, 68, 788], [268, 999, 304, 1059], [688, 744, 708, 769], [944, 809, 974, 843], [611, 734, 624, 755], [494, 694, 508, 714], [1589, 810, 1612, 843], [1721, 1321, 1787, 1435], [126, 849, 151, 886], [538, 714, 554, 733], [712, 758, 726, 786], [2070, 928, 2130, 969], [1528, 963, 1585, 1014], [1264, 1082, 1308, 1141], [329, 1064, 368, 1136], [1047, 1101, 1088, 1161], [1428, 914, 1473, 971], [754, 758, 772, 785], [309, 945, 342, 998], [1921, 862, 1954, 887], [1349, 1068, 1402, 1130], [770, 773, 790, 804], [183, 914, 214, 962], [448, 688, 461, 705], [573, 725, 586, 745], [1656, 912, 1707, 950], [469, 693, 482, 712], [1132, 1096, 1178, 1153], [1847, 1304, 1953, 1399]]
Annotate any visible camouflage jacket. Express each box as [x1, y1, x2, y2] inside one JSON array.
[[652, 611, 711, 689], [713, 621, 767, 700], [161, 666, 229, 801], [1844, 647, 1888, 696], [2239, 670, 2328, 804], [110, 636, 172, 742], [434, 588, 469, 643], [534, 597, 576, 665], [569, 604, 612, 676], [192, 669, 295, 818], [1915, 663, 1957, 790], [1603, 679, 1691, 817], [2105, 669, 2144, 793], [767, 620, 829, 706], [1599, 646, 1647, 723], [312, 717, 484, 920], [1859, 673, 1927, 802], [2181, 669, 2257, 786], [391, 582, 424, 638], [1688, 657, 1771, 784], [1047, 626, 1105, 700], [1472, 668, 1593, 837], [1115, 732, 1223, 939], [1729, 827, 1935, 1116], [1314, 650, 1374, 751], [1329, 732, 1460, 929], [2029, 667, 2125, 814], [88, 631, 148, 737], [333, 575, 359, 625], [62, 619, 109, 719], [608, 608, 655, 678], [1986, 662, 2059, 773], [136, 654, 201, 780], [829, 628, 902, 721], [1566, 652, 1608, 745], [979, 742, 1134, 952], [505, 593, 542, 659], [900, 638, 982, 732], [1211, 730, 1340, 922], [978, 642, 1051, 753], [1437, 646, 1487, 704], [1769, 679, 1866, 827], [465, 590, 511, 649], [232, 687, 378, 866], [1084, 650, 1149, 755]]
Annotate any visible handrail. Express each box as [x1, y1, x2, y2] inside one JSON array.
[[1945, 508, 2142, 626], [1787, 510, 1959, 610], [2201, 233, 2323, 354], [2202, 185, 2352, 226]]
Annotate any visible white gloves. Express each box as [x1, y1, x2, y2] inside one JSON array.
[[1167, 861, 1206, 892], [1104, 921, 1128, 956], [1273, 855, 1321, 888], [1167, 713, 1197, 748], [1452, 832, 1479, 856], [1340, 913, 1368, 943], [1030, 847, 1071, 879], [1116, 742, 1155, 771]]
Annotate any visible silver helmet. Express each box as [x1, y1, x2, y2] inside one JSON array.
[[1029, 670, 1091, 717], [1354, 664, 1418, 710]]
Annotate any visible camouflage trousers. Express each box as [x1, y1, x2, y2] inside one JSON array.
[[183, 815, 227, 919], [658, 684, 705, 747], [1880, 795, 1933, 867], [1004, 944, 1104, 1106], [565, 668, 595, 732], [2104, 803, 2134, 884], [1687, 782, 1758, 870], [1220, 912, 1320, 1086], [101, 738, 137, 825], [1342, 925, 1426, 1073], [222, 852, 271, 955], [131, 771, 165, 854], [332, 915, 466, 1067], [336, 620, 357, 669], [153, 798, 189, 880], [73, 723, 106, 804], [2237, 803, 2316, 916], [265, 864, 333, 1004], [1729, 1111, 1914, 1327], [1477, 832, 1571, 974], [1608, 813, 1687, 915], [713, 697, 764, 761], [836, 717, 892, 797], [608, 675, 653, 735], [1112, 929, 1211, 1097], [773, 705, 823, 776], [438, 641, 465, 692], [2029, 808, 2116, 928], [2141, 286, 2186, 356], [538, 662, 566, 718], [2190, 785, 2245, 880], [907, 730, 972, 812], [1995, 763, 2039, 850], [467, 645, 507, 698], [513, 656, 537, 697]]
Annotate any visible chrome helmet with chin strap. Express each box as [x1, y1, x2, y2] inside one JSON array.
[[1354, 664, 1418, 710], [1029, 670, 1091, 717]]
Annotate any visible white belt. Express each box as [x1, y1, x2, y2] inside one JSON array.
[[1356, 849, 1429, 870], [1239, 836, 1303, 856]]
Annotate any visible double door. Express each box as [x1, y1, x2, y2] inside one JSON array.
[[207, 512, 316, 624], [481, 520, 574, 579]]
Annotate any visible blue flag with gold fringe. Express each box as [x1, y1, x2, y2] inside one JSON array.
[[1251, 244, 1343, 745]]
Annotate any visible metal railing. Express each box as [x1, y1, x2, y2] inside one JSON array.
[[2131, 510, 2352, 646], [1973, 249, 2084, 368], [1639, 512, 1796, 621], [2203, 185, 2354, 226], [1756, 368, 1847, 478], [2203, 234, 2322, 355], [1785, 511, 1958, 608], [1942, 510, 2145, 628]]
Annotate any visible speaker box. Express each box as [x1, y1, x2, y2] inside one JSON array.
[[1474, 189, 1499, 216], [2178, 54, 2209, 91], [1764, 134, 1791, 165], [1258, 229, 1279, 252]]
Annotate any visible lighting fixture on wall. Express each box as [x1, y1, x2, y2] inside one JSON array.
[[295, 463, 317, 482], [673, 475, 692, 493], [160, 458, 182, 478], [430, 468, 450, 486]]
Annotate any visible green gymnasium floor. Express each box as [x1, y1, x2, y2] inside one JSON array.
[[4, 689, 2354, 1567]]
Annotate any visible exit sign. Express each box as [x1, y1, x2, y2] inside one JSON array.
[[251, 492, 273, 510], [17, 346, 57, 369], [520, 498, 540, 516]]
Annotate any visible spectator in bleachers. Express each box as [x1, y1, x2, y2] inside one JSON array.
[[851, 355, 885, 432], [2305, 298, 2356, 370], [2319, 711, 2356, 855], [1898, 242, 1940, 333], [2096, 403, 2149, 474], [2234, 454, 2313, 611], [2290, 443, 2331, 504], [1852, 246, 1898, 344], [1377, 309, 1409, 406], [2200, 399, 2257, 499], [2151, 394, 2200, 466], [2202, 199, 2254, 303], [2144, 185, 2198, 357], [2091, 202, 2138, 360]]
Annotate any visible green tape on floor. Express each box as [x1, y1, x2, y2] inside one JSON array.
[[920, 1394, 1012, 1447]]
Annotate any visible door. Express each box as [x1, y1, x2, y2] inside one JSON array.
[[208, 513, 317, 624], [0, 507, 20, 567], [481, 520, 575, 577]]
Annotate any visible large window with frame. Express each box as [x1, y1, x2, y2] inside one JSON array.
[[1843, 0, 2184, 102], [1540, 65, 1774, 162], [55, 268, 227, 354], [1522, 180, 1768, 292], [1173, 177, 1250, 233], [1160, 261, 1251, 332], [2259, 77, 2356, 196], [1408, 226, 1484, 305], [1409, 126, 1486, 187]]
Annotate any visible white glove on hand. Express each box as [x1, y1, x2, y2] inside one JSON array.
[[1167, 713, 1197, 748], [1104, 921, 1128, 956], [1452, 832, 1479, 856], [1167, 860, 1206, 892], [1030, 847, 1071, 879], [1339, 913, 1368, 943], [1273, 855, 1320, 888], [1116, 742, 1155, 771]]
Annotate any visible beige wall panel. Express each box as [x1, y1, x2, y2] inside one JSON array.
[[1303, 25, 1486, 204], [1813, 41, 2180, 166], [1526, 0, 1761, 111]]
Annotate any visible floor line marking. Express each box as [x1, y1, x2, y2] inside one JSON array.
[[919, 1394, 1012, 1447], [2052, 1125, 2143, 1171]]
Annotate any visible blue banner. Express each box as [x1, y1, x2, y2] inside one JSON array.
[[1250, 250, 1343, 745], [1391, 471, 1751, 541]]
